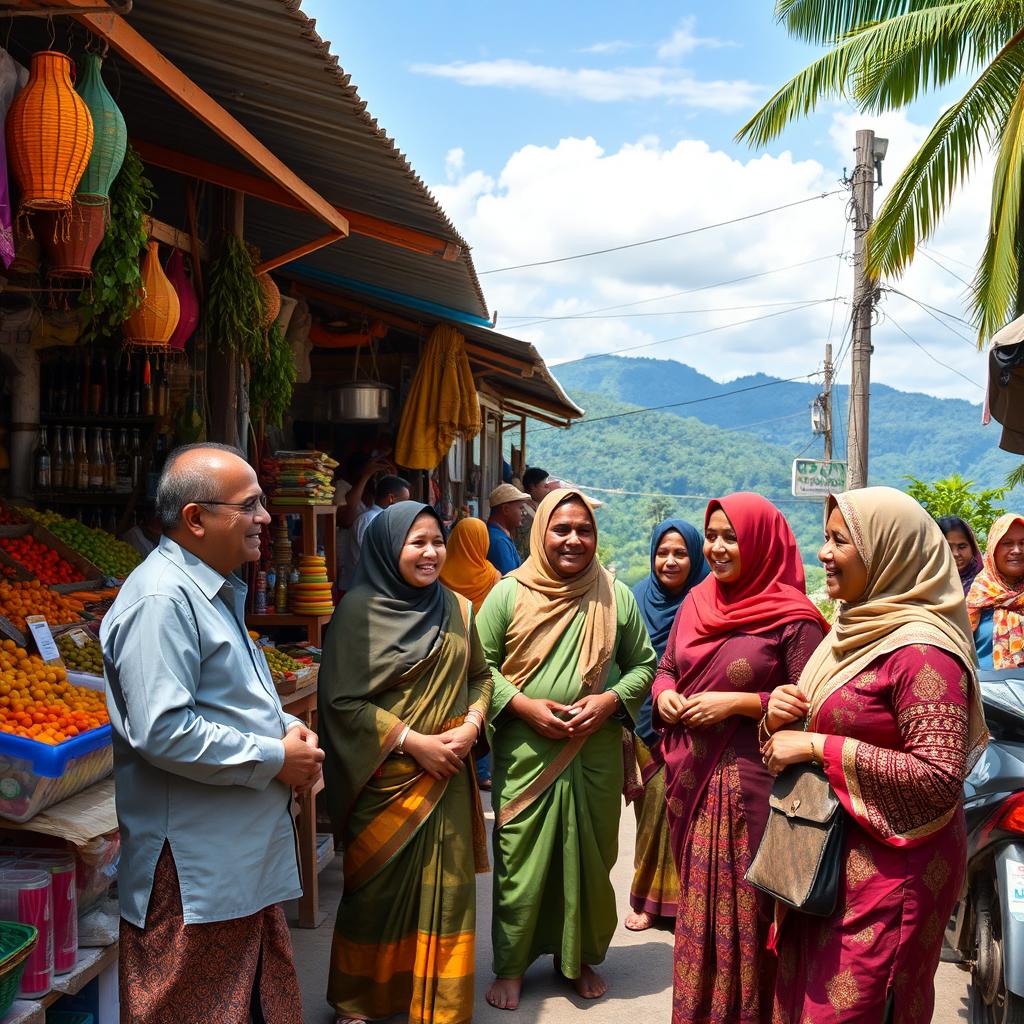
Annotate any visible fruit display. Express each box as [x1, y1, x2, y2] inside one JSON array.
[[260, 645, 303, 684], [0, 640, 109, 744], [0, 536, 86, 586], [0, 581, 85, 634], [0, 504, 24, 525], [289, 554, 333, 615], [17, 508, 141, 578], [56, 633, 103, 676]]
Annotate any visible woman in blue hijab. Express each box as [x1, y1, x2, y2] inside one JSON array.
[[626, 518, 709, 930]]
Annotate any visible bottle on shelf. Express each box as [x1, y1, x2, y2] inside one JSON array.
[[103, 429, 117, 491], [34, 426, 50, 491], [142, 355, 153, 417], [129, 428, 143, 491], [50, 426, 64, 493], [88, 429, 105, 492], [129, 357, 140, 416], [75, 427, 89, 492], [62, 427, 74, 491], [114, 429, 132, 495], [79, 350, 91, 418], [116, 352, 128, 418], [274, 568, 289, 613], [90, 352, 103, 416]]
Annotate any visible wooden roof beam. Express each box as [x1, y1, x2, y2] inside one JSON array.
[[36, 1, 349, 234], [255, 232, 345, 275], [131, 140, 461, 262]]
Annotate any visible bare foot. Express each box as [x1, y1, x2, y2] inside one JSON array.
[[624, 910, 655, 931], [486, 977, 522, 1011], [572, 965, 608, 1000]]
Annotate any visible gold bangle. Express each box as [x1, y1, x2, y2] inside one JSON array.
[[757, 714, 771, 748], [809, 736, 818, 765]]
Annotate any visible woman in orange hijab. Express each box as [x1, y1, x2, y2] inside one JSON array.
[[441, 518, 501, 609]]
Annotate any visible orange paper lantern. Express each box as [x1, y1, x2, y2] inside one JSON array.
[[6, 51, 94, 212], [124, 240, 180, 347]]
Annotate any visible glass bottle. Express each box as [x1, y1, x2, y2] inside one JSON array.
[[129, 357, 140, 416], [88, 429, 105, 492], [62, 427, 74, 491], [103, 428, 116, 491], [34, 426, 51, 491], [274, 569, 289, 613], [114, 429, 132, 495], [50, 426, 64, 492], [129, 428, 143, 491], [90, 351, 104, 416], [142, 356, 154, 416], [158, 355, 171, 417], [75, 427, 89, 492], [79, 349, 91, 417]]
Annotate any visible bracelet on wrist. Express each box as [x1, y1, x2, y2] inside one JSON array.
[[396, 725, 411, 754], [757, 714, 771, 748]]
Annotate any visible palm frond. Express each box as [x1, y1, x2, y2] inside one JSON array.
[[970, 75, 1024, 338], [1007, 462, 1024, 489], [737, 1, 1015, 146], [775, 0, 954, 44], [864, 35, 1024, 285]]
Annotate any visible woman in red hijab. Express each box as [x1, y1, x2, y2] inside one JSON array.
[[652, 493, 827, 1024]]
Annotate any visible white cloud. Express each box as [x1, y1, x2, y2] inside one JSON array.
[[410, 59, 761, 111], [431, 117, 995, 401], [578, 40, 635, 55], [657, 16, 737, 60]]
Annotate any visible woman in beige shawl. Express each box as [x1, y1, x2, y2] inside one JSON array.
[[474, 488, 656, 1011], [761, 486, 986, 1024]]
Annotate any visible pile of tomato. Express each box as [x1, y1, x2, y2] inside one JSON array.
[[0, 536, 85, 586], [0, 505, 24, 525], [0, 581, 85, 633], [0, 639, 108, 744]]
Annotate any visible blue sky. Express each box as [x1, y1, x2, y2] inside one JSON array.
[[302, 2, 991, 402]]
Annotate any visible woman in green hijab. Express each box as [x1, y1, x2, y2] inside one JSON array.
[[319, 502, 492, 1024]]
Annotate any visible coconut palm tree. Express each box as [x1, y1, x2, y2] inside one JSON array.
[[737, 0, 1024, 344]]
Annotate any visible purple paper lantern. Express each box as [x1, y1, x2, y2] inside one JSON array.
[[165, 247, 199, 351]]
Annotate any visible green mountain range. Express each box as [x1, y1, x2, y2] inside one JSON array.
[[525, 355, 1020, 586]]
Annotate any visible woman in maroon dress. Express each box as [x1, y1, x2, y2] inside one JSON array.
[[762, 486, 987, 1024], [652, 492, 828, 1024]]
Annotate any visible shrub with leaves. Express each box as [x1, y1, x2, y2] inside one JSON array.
[[904, 474, 1007, 545], [249, 322, 296, 427], [205, 235, 265, 358], [80, 144, 155, 339]]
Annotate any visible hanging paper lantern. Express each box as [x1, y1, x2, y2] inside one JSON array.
[[124, 240, 180, 347], [165, 247, 199, 351], [5, 51, 94, 212], [75, 53, 127, 205], [258, 271, 281, 327], [38, 198, 108, 277]]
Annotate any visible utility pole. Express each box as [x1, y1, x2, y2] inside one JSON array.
[[823, 342, 833, 462], [847, 128, 887, 490]]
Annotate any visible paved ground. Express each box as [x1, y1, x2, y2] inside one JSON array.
[[287, 794, 971, 1023]]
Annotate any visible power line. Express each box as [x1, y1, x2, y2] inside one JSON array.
[[920, 243, 976, 271], [559, 481, 815, 506], [479, 189, 846, 274], [886, 289, 978, 349], [495, 297, 839, 322], [529, 371, 822, 432], [499, 251, 847, 329], [884, 313, 984, 391], [887, 288, 974, 327], [917, 247, 972, 288], [551, 299, 835, 366]]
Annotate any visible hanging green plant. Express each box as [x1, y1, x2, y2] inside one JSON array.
[[249, 321, 297, 427], [80, 144, 155, 340], [204, 235, 266, 358]]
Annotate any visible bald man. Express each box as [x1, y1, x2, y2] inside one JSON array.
[[101, 442, 322, 1024]]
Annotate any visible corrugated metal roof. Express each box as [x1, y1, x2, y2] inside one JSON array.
[[107, 0, 490, 320]]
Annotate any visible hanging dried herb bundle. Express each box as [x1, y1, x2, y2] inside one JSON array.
[[80, 143, 155, 339], [249, 321, 297, 427], [204, 235, 265, 358]]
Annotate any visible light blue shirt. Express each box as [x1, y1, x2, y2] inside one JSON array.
[[975, 607, 995, 668], [101, 537, 302, 927]]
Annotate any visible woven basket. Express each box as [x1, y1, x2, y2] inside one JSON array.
[[6, 51, 94, 212], [124, 239, 180, 347], [258, 271, 281, 328], [75, 53, 127, 205], [38, 197, 108, 277], [0, 921, 37, 1017]]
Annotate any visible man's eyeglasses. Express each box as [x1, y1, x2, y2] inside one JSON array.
[[193, 493, 269, 516]]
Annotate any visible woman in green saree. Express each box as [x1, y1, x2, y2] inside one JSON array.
[[319, 502, 492, 1024], [475, 488, 657, 1011]]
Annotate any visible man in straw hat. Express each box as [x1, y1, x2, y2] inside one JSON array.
[[487, 482, 531, 576]]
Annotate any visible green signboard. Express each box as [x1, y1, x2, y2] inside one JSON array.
[[791, 459, 847, 498]]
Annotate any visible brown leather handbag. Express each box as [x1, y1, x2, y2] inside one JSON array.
[[746, 762, 846, 916]]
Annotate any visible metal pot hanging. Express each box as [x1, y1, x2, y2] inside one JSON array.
[[330, 324, 391, 423]]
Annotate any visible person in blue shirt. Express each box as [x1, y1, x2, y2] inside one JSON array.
[[486, 483, 530, 576], [103, 443, 324, 1023]]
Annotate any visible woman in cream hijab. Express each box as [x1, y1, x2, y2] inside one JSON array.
[[761, 486, 986, 1024], [474, 488, 656, 1011]]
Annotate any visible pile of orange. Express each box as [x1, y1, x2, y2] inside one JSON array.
[[0, 639, 109, 745], [0, 581, 85, 633]]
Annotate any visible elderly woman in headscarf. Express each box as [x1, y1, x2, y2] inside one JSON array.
[[967, 511, 1024, 668], [318, 502, 492, 1024], [625, 518, 709, 932], [936, 514, 984, 595], [475, 488, 656, 1011], [653, 493, 827, 1024], [762, 487, 986, 1023]]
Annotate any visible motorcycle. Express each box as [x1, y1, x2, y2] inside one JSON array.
[[946, 668, 1024, 1024]]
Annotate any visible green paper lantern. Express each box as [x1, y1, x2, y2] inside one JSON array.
[[75, 53, 127, 205]]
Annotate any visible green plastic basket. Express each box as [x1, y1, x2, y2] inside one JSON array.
[[0, 920, 38, 1016]]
